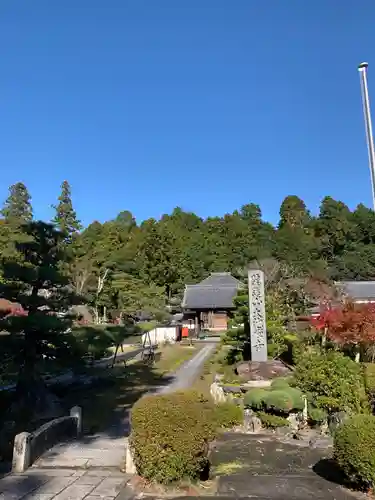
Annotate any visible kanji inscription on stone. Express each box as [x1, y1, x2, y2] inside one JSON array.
[[248, 269, 267, 362]]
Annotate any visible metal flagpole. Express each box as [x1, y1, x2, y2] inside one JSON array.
[[358, 62, 375, 211]]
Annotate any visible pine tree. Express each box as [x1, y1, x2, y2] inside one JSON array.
[[1, 182, 33, 223], [53, 180, 82, 240], [0, 221, 82, 418]]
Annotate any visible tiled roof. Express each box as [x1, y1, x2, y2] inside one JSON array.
[[199, 272, 241, 287], [336, 281, 375, 300], [182, 273, 242, 310]]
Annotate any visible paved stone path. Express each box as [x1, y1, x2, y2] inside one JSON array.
[[210, 432, 363, 500], [0, 468, 131, 500], [0, 342, 216, 499]]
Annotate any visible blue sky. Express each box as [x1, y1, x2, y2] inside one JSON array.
[[0, 0, 374, 226]]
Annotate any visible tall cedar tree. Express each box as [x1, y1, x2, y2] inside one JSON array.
[[0, 183, 33, 265], [1, 182, 33, 223], [0, 221, 81, 415], [53, 180, 82, 239]]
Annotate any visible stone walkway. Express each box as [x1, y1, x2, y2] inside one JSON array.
[[0, 343, 217, 499], [0, 468, 131, 500], [210, 432, 363, 500]]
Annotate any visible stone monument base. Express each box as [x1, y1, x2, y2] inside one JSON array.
[[236, 359, 291, 383]]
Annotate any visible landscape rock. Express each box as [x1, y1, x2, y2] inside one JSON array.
[[243, 409, 262, 433], [236, 360, 291, 382], [327, 411, 349, 434], [287, 412, 300, 431], [210, 382, 226, 403]]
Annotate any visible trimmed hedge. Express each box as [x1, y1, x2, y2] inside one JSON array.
[[334, 414, 375, 488], [270, 378, 290, 390], [283, 387, 304, 411], [130, 390, 216, 484], [257, 412, 288, 428], [263, 390, 294, 414], [215, 401, 243, 428], [244, 388, 267, 410], [294, 350, 368, 413]]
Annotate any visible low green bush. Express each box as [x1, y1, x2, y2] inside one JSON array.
[[130, 390, 216, 484], [308, 407, 328, 425], [363, 363, 375, 407], [284, 387, 304, 411], [243, 388, 267, 410], [257, 412, 288, 428], [215, 401, 243, 428], [334, 414, 375, 488], [270, 378, 290, 390], [294, 349, 368, 413], [263, 390, 294, 414]]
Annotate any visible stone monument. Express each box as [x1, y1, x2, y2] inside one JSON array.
[[248, 269, 267, 362]]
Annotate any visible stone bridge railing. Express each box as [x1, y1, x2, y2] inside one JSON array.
[[12, 406, 82, 472]]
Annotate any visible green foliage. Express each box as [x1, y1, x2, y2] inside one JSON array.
[[308, 407, 328, 425], [283, 386, 304, 411], [1, 182, 33, 224], [334, 414, 375, 488], [363, 363, 375, 394], [244, 388, 268, 410], [0, 221, 82, 414], [52, 180, 82, 238], [257, 411, 288, 428], [270, 378, 290, 390], [263, 390, 294, 414], [294, 349, 368, 413], [214, 401, 243, 428], [73, 323, 141, 359], [130, 390, 217, 484]]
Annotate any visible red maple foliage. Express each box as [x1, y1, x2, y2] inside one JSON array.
[[311, 302, 375, 346], [0, 298, 27, 318]]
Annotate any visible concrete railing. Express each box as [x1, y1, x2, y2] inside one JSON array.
[[12, 406, 82, 473]]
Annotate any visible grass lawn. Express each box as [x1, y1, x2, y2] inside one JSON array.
[[153, 343, 201, 375]]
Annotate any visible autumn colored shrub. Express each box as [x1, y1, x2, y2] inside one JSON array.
[[130, 390, 216, 484], [294, 349, 368, 413], [312, 303, 375, 356], [334, 414, 375, 489]]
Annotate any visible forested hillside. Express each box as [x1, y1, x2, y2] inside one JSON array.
[[1, 181, 375, 321]]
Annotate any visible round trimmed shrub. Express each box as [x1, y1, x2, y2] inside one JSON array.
[[284, 387, 304, 411], [334, 414, 375, 488], [270, 378, 290, 390], [294, 350, 368, 413], [243, 388, 267, 410], [130, 390, 217, 484], [264, 390, 294, 414]]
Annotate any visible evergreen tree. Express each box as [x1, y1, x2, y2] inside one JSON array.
[[0, 221, 82, 417], [1, 182, 33, 223], [53, 180, 82, 239]]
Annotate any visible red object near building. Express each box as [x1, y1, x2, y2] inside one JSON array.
[[182, 327, 189, 338]]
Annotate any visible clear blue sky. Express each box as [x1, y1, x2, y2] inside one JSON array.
[[1, 0, 374, 226]]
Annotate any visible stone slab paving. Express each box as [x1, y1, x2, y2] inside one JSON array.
[[210, 432, 364, 500], [0, 468, 131, 499], [34, 435, 127, 469]]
